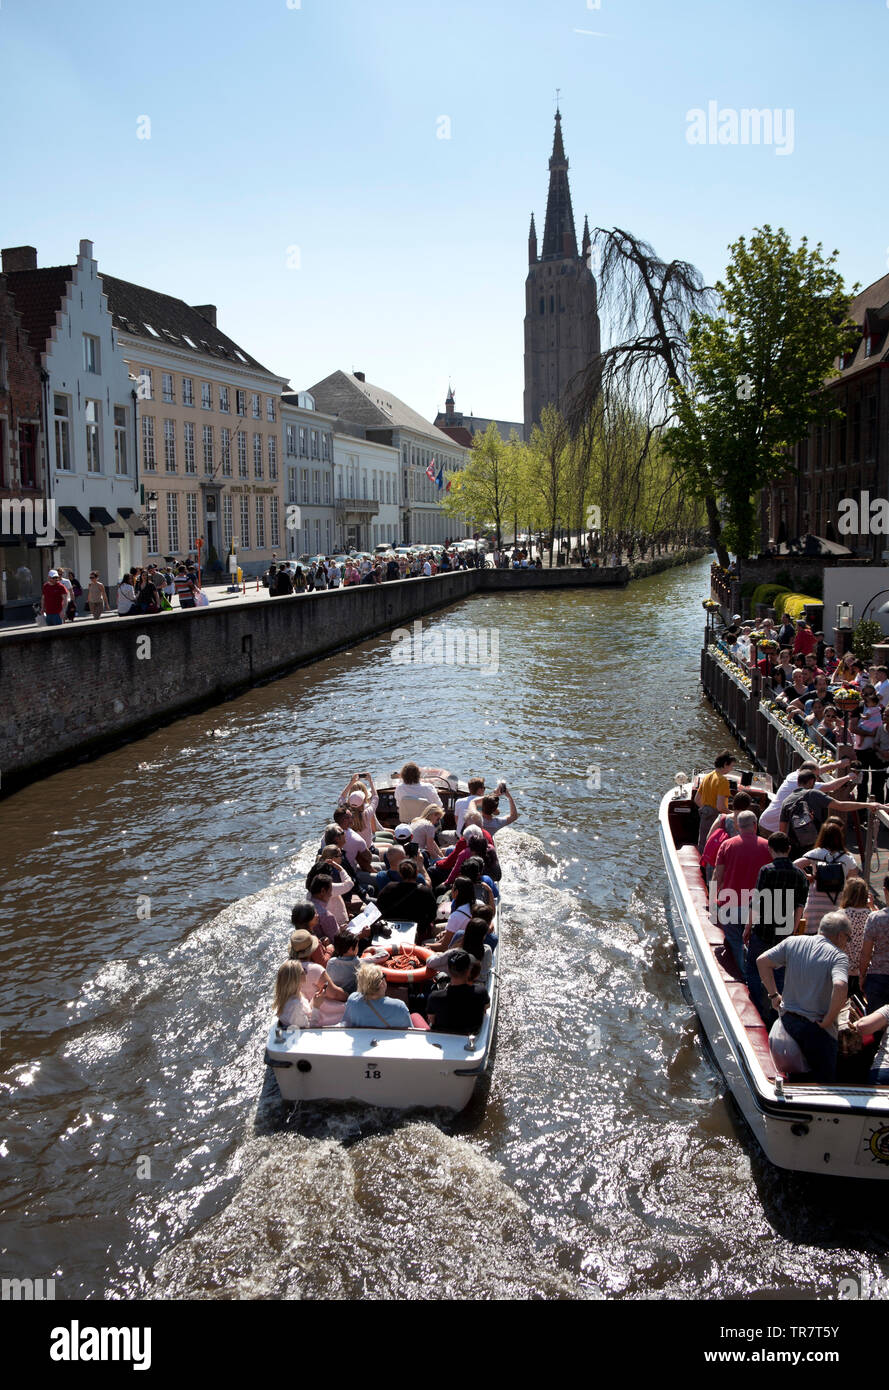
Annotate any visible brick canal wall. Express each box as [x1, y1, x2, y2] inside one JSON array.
[[700, 642, 819, 785], [1, 552, 706, 790], [627, 547, 710, 580], [0, 573, 476, 788]]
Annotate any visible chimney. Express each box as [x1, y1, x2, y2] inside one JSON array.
[[354, 371, 365, 382], [192, 304, 217, 327], [2, 246, 38, 273], [79, 239, 94, 260]]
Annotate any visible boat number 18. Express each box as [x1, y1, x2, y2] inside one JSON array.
[[365, 1067, 381, 1079]]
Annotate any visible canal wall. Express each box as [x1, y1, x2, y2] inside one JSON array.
[[476, 547, 707, 591], [1, 551, 707, 791], [0, 573, 476, 789], [627, 547, 710, 580], [700, 641, 834, 786]]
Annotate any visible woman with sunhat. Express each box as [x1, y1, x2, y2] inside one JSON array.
[[287, 922, 349, 1026]]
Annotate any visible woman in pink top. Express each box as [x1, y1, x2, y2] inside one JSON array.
[[287, 928, 348, 1025]]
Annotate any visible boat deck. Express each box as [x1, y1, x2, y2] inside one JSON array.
[[673, 841, 781, 1081]]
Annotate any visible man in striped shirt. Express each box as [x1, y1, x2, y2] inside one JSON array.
[[173, 565, 196, 609]]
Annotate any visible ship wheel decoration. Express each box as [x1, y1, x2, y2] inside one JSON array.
[[864, 1124, 889, 1165]]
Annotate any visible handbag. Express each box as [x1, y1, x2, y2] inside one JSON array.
[[193, 590, 209, 608], [837, 999, 864, 1058]]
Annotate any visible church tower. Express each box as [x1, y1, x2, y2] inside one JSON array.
[[523, 110, 601, 439]]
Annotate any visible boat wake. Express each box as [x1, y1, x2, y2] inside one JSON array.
[[150, 1121, 579, 1300]]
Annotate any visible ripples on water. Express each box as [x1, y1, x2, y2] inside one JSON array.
[[1, 558, 888, 1300]]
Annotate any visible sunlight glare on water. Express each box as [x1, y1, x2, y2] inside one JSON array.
[[1, 558, 887, 1300]]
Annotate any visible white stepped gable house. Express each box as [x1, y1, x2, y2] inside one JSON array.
[[1, 240, 143, 585]]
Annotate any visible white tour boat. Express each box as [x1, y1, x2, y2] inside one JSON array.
[[265, 769, 501, 1111], [660, 781, 889, 1180]]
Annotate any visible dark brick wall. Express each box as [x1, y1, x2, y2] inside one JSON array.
[[0, 275, 44, 494]]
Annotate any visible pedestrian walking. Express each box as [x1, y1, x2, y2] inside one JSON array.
[[41, 569, 67, 626], [59, 569, 76, 621], [86, 571, 109, 619]]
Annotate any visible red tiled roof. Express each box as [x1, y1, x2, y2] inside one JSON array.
[[4, 266, 74, 359]]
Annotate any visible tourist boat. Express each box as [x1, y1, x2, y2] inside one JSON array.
[[660, 780, 889, 1179], [265, 769, 501, 1111]]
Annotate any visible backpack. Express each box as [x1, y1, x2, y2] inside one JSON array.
[[814, 852, 846, 903], [786, 792, 819, 851]]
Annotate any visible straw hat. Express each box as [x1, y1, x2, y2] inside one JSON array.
[[289, 928, 319, 959]]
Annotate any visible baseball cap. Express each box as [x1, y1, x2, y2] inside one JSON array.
[[48, 569, 59, 578], [347, 791, 365, 807], [394, 823, 413, 841]]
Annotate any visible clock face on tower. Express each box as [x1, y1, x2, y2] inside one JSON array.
[[523, 110, 601, 440]]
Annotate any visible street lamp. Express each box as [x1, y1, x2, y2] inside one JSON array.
[[861, 589, 889, 622]]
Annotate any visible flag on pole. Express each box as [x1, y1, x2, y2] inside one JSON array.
[[435, 465, 444, 491], [425, 457, 436, 480], [445, 476, 452, 493]]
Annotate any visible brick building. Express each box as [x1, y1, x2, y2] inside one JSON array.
[[523, 110, 601, 438], [763, 274, 889, 558], [3, 240, 142, 599], [433, 385, 522, 447], [0, 269, 48, 614]]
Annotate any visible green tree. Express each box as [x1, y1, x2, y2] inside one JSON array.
[[441, 421, 518, 546], [527, 405, 570, 563], [667, 225, 859, 560], [570, 228, 722, 557]]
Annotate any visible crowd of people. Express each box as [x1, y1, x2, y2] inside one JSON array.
[[267, 546, 489, 595], [38, 560, 204, 622], [272, 763, 517, 1037], [718, 613, 889, 802], [694, 751, 889, 1085]]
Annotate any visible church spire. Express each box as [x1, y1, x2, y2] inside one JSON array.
[[582, 214, 591, 264], [541, 109, 577, 260], [528, 212, 538, 264]]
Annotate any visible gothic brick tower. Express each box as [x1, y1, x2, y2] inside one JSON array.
[[523, 110, 601, 439]]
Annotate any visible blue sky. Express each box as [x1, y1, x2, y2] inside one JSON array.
[[2, 0, 886, 422]]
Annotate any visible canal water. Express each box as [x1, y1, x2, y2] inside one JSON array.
[[2, 556, 887, 1300]]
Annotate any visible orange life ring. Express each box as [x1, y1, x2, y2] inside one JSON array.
[[361, 942, 435, 986]]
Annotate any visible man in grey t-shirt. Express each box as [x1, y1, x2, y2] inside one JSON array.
[[758, 911, 851, 1082]]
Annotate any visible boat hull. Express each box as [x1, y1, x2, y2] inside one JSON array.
[[266, 949, 500, 1112], [659, 789, 889, 1180]]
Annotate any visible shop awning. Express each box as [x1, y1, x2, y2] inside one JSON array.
[[89, 506, 117, 527], [0, 528, 66, 547], [59, 505, 94, 536], [118, 507, 135, 519]]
